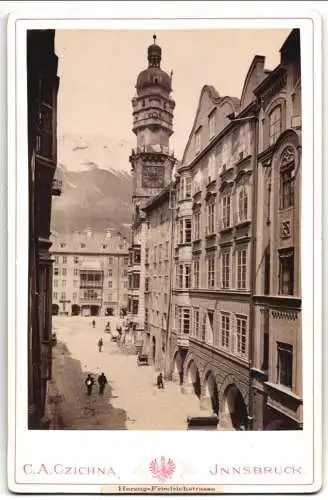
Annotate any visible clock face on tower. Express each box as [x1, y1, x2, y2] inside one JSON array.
[[142, 165, 165, 188]]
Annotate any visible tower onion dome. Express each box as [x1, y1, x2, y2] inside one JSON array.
[[136, 34, 172, 92]]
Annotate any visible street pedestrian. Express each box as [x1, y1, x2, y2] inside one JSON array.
[[98, 372, 108, 395], [92, 319, 96, 328], [157, 372, 164, 389], [98, 337, 103, 352], [85, 374, 95, 395]]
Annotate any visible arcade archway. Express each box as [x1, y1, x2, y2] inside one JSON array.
[[223, 384, 248, 430], [52, 304, 59, 315], [172, 351, 184, 385], [71, 304, 80, 316], [204, 371, 220, 415], [185, 360, 201, 398]]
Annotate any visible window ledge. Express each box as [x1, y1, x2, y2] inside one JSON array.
[[235, 219, 251, 229], [219, 226, 233, 234], [264, 381, 302, 402]]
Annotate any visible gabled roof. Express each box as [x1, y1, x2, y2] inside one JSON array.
[[181, 85, 239, 166], [240, 55, 266, 109]]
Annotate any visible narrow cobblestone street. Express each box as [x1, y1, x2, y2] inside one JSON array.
[[47, 316, 204, 430]]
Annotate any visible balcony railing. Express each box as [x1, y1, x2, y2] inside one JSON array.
[[79, 297, 102, 304], [80, 281, 103, 289]]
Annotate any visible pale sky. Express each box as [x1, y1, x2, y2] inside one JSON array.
[[55, 29, 291, 161]]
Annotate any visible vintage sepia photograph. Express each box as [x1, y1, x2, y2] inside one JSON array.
[[26, 26, 303, 433]]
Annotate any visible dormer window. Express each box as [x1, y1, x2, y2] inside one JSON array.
[[102, 244, 107, 249], [195, 126, 202, 154], [209, 110, 216, 139], [60, 243, 65, 248]]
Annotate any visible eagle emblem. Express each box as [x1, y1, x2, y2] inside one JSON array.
[[149, 456, 176, 483]]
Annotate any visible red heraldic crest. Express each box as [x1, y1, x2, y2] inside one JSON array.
[[149, 456, 176, 483]]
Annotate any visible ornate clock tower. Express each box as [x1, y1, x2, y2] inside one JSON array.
[[129, 35, 176, 210]]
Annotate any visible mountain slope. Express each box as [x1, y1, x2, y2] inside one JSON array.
[[51, 134, 133, 235]]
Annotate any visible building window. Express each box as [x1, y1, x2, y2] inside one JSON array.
[[193, 260, 200, 288], [108, 281, 113, 288], [238, 186, 248, 222], [164, 241, 168, 260], [195, 126, 202, 154], [207, 153, 216, 182], [277, 342, 293, 389], [108, 269, 113, 277], [192, 309, 200, 338], [202, 313, 206, 341], [279, 249, 294, 295], [124, 281, 128, 288], [264, 247, 270, 295], [209, 110, 216, 139], [132, 300, 139, 315], [53, 292, 57, 300], [74, 256, 79, 264], [132, 273, 140, 289], [280, 165, 295, 209], [206, 201, 215, 235], [73, 268, 78, 276], [236, 315, 248, 358], [176, 307, 191, 335], [159, 244, 162, 263], [236, 248, 247, 290], [61, 292, 66, 300], [207, 310, 214, 339], [80, 243, 86, 248], [53, 279, 58, 288], [269, 106, 281, 145], [73, 280, 77, 288], [144, 308, 149, 328], [193, 211, 201, 240], [123, 256, 129, 265], [221, 195, 231, 228], [207, 256, 215, 289], [108, 257, 113, 265], [178, 217, 192, 244], [60, 243, 65, 248], [177, 264, 191, 289], [222, 251, 230, 289], [134, 249, 141, 264], [73, 292, 77, 300], [62, 280, 66, 287], [62, 256, 67, 264], [54, 256, 59, 264], [220, 312, 230, 349], [145, 277, 150, 292], [123, 270, 128, 277], [145, 247, 149, 264], [180, 176, 192, 200], [36, 75, 55, 159], [62, 268, 67, 276], [54, 267, 59, 276]]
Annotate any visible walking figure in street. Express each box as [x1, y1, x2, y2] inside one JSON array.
[[92, 319, 96, 328], [98, 337, 103, 352], [98, 372, 108, 395], [85, 374, 95, 395], [157, 372, 164, 389]]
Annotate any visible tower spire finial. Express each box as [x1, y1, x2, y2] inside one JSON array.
[[153, 34, 157, 44]]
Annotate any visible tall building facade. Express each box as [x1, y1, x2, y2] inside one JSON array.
[[51, 230, 129, 317], [127, 35, 176, 343], [27, 30, 61, 429], [252, 29, 302, 430], [127, 29, 302, 430]]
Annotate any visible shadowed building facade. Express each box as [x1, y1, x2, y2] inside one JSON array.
[[27, 29, 61, 429], [51, 229, 129, 317]]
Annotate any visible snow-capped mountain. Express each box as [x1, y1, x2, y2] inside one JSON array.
[[51, 134, 133, 235], [58, 133, 134, 176]]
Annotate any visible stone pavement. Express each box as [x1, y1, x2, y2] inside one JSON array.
[[48, 316, 207, 430]]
